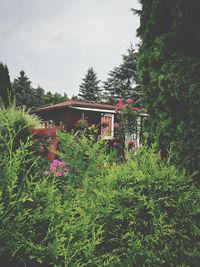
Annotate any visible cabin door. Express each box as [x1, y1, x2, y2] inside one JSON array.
[[101, 113, 114, 138]]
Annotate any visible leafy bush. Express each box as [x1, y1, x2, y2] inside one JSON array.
[[1, 105, 199, 266], [57, 130, 117, 187], [0, 103, 41, 150], [81, 150, 200, 266], [0, 111, 103, 267], [136, 1, 200, 179]]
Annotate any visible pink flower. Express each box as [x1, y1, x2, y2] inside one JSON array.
[[118, 99, 123, 107], [50, 165, 56, 172], [126, 98, 133, 104], [115, 99, 124, 113], [49, 159, 67, 176], [58, 161, 65, 167], [115, 108, 119, 114], [114, 122, 119, 128], [56, 170, 63, 177], [132, 107, 140, 111], [128, 140, 136, 148]]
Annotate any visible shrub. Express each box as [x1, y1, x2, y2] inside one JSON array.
[[1, 105, 199, 266], [57, 130, 117, 187], [0, 110, 103, 267], [0, 103, 41, 150], [82, 149, 200, 266]]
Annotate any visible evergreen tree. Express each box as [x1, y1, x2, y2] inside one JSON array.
[[0, 62, 11, 106], [44, 91, 69, 106], [71, 94, 80, 101], [136, 0, 200, 177], [78, 67, 102, 103], [13, 70, 33, 108], [103, 46, 140, 104], [31, 85, 45, 109]]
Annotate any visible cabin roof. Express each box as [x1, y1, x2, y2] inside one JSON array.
[[34, 100, 116, 113]]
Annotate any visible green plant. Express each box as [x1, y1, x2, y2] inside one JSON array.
[[136, 1, 200, 179], [0, 107, 104, 267], [57, 130, 117, 188], [0, 102, 41, 150], [81, 149, 200, 266]]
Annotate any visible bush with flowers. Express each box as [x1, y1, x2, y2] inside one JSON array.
[[113, 98, 141, 157], [1, 104, 200, 267]]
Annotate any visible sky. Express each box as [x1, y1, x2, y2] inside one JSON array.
[[0, 0, 141, 97]]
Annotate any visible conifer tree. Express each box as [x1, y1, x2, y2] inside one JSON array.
[[31, 85, 45, 108], [103, 46, 140, 104], [0, 62, 11, 106], [136, 0, 200, 177], [78, 67, 102, 103], [44, 91, 69, 106], [13, 70, 33, 108]]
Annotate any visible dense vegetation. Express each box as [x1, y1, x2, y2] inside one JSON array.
[[136, 0, 200, 179], [1, 1, 200, 266], [0, 62, 12, 107], [0, 106, 199, 267]]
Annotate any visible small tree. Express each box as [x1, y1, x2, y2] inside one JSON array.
[[0, 62, 12, 106], [78, 67, 102, 103]]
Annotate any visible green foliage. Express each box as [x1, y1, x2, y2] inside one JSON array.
[[44, 91, 69, 106], [12, 70, 69, 110], [0, 109, 105, 267], [82, 149, 200, 266], [136, 0, 200, 178], [57, 130, 117, 187], [31, 86, 45, 108], [1, 105, 199, 266], [0, 103, 41, 150], [13, 70, 33, 108], [78, 67, 102, 103], [0, 62, 12, 107]]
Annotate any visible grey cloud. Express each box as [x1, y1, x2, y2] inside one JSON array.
[[0, 0, 140, 96]]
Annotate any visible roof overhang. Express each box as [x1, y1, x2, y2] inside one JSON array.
[[68, 106, 116, 114]]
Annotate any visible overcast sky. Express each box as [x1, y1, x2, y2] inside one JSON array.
[[0, 0, 140, 97]]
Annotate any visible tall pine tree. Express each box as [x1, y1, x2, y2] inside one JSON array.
[[13, 70, 33, 108], [0, 62, 11, 106], [103, 46, 140, 104], [136, 0, 200, 178], [78, 67, 102, 103]]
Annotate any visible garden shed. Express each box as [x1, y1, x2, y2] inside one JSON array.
[[34, 101, 116, 138]]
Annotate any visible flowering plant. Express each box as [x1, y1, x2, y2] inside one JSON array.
[[115, 98, 141, 135], [49, 159, 68, 177], [114, 98, 141, 156]]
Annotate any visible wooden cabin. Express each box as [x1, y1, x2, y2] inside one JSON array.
[[34, 101, 116, 138]]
